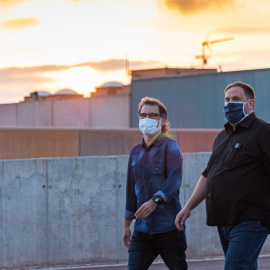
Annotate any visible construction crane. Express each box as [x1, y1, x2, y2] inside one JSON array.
[[196, 36, 234, 66]]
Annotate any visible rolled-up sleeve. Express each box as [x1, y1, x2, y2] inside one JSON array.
[[154, 140, 182, 204]]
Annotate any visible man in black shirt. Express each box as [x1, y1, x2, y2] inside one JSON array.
[[175, 81, 270, 270]]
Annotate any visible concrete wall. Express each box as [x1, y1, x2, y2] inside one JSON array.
[[79, 128, 142, 156], [89, 94, 130, 128], [17, 100, 52, 126], [176, 129, 219, 153], [52, 99, 90, 128], [0, 104, 17, 126], [0, 128, 220, 159], [0, 128, 79, 159], [1, 154, 269, 269]]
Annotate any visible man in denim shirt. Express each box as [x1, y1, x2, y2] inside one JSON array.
[[122, 97, 187, 270]]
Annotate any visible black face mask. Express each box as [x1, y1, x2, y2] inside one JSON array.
[[224, 101, 248, 124]]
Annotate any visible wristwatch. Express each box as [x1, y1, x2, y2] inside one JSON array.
[[152, 196, 162, 205]]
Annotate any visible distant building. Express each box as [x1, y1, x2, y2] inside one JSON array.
[[91, 81, 130, 97], [130, 67, 270, 129], [0, 82, 130, 128], [24, 90, 51, 101], [89, 81, 130, 128], [1, 67, 269, 129], [24, 89, 84, 101], [131, 67, 217, 79], [16, 88, 89, 127]]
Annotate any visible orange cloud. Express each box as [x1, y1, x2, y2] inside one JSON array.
[[68, 0, 99, 2], [163, 0, 235, 14], [0, 67, 56, 85], [3, 17, 39, 29], [0, 59, 160, 102], [75, 59, 160, 72], [216, 26, 270, 35], [0, 59, 160, 81], [0, 0, 31, 7]]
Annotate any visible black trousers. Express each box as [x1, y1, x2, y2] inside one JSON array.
[[128, 229, 187, 270]]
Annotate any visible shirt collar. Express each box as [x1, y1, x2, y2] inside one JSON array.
[[224, 112, 257, 131], [141, 132, 166, 148]]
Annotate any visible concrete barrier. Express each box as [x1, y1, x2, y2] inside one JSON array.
[[1, 154, 269, 269], [0, 128, 220, 159], [0, 127, 79, 159]]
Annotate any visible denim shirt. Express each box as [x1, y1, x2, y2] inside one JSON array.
[[124, 133, 183, 234]]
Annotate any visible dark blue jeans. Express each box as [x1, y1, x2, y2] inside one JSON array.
[[217, 221, 268, 270], [128, 229, 187, 270]]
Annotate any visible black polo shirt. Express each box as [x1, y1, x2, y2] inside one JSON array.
[[202, 113, 270, 231]]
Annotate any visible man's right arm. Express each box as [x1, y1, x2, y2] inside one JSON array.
[[175, 175, 207, 230], [122, 218, 133, 248], [123, 153, 136, 248]]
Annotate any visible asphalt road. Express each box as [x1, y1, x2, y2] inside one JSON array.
[[44, 255, 270, 270]]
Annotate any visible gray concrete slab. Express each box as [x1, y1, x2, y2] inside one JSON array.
[[39, 255, 270, 270], [1, 155, 270, 268]]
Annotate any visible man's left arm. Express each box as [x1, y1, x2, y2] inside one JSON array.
[[153, 140, 183, 205], [259, 127, 270, 175]]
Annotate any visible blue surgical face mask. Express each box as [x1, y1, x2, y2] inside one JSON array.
[[224, 101, 249, 125]]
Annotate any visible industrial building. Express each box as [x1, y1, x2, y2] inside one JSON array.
[[0, 82, 129, 128], [1, 66, 269, 129], [131, 67, 270, 129]]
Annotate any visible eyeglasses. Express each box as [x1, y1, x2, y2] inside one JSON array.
[[139, 113, 161, 118]]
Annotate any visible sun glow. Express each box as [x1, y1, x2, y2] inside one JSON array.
[[1, 0, 270, 104], [44, 67, 101, 97]]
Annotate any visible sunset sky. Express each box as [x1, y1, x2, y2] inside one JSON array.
[[1, 0, 270, 103]]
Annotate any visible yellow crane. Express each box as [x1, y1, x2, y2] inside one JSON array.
[[196, 36, 234, 65]]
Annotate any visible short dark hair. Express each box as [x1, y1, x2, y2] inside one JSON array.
[[138, 97, 171, 134], [224, 81, 255, 100]]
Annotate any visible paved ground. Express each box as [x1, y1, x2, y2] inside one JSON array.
[[43, 255, 270, 270]]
